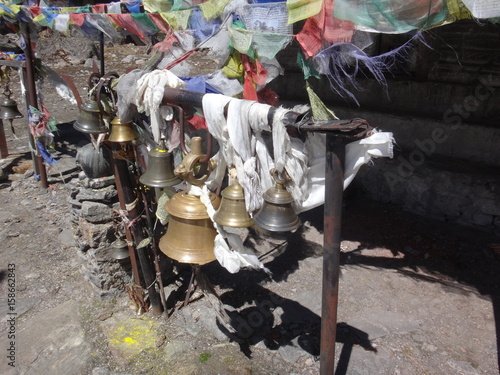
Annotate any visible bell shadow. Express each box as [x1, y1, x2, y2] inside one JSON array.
[[214, 283, 376, 371], [53, 121, 88, 158]]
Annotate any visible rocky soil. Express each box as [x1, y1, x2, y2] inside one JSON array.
[[0, 34, 498, 375]]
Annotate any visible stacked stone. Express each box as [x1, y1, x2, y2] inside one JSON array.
[[69, 174, 131, 298]]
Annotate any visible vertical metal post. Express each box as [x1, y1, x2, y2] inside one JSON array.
[[320, 134, 345, 375], [21, 22, 48, 188], [99, 32, 105, 76], [111, 152, 145, 309], [111, 143, 163, 316], [0, 120, 8, 158]]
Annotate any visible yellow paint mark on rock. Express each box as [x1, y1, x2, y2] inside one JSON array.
[[103, 316, 160, 359]]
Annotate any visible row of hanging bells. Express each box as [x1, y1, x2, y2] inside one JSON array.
[[74, 96, 300, 266]]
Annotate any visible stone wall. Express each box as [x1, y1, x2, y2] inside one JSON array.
[[69, 174, 132, 298], [271, 21, 500, 234]]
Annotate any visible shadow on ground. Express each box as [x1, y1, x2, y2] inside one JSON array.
[[200, 192, 500, 373]]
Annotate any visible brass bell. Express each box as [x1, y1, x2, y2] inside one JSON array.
[[253, 182, 300, 232], [159, 191, 221, 265], [0, 97, 23, 120], [73, 98, 108, 134], [108, 117, 138, 143], [214, 180, 253, 228], [139, 147, 181, 188], [109, 238, 130, 260]]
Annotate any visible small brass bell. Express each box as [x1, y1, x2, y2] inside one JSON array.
[[139, 147, 181, 188], [159, 191, 221, 265], [109, 238, 130, 260], [253, 181, 300, 232], [73, 98, 108, 134], [108, 117, 138, 143], [214, 180, 253, 228], [0, 97, 23, 120]]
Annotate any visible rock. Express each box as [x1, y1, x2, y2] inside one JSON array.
[[0, 298, 41, 322], [80, 201, 114, 223], [3, 300, 94, 375], [278, 337, 308, 363], [195, 303, 231, 342], [76, 187, 118, 203], [100, 313, 161, 365], [0, 211, 12, 222], [349, 320, 388, 340], [479, 199, 500, 216], [471, 213, 493, 226], [74, 218, 114, 248], [494, 216, 500, 227], [163, 339, 191, 361], [23, 169, 34, 179], [122, 55, 135, 64], [58, 228, 76, 247], [361, 310, 420, 335], [422, 343, 438, 352], [88, 176, 116, 189], [446, 359, 480, 375], [20, 198, 31, 206]]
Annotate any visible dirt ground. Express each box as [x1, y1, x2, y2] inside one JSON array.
[[0, 39, 499, 375]]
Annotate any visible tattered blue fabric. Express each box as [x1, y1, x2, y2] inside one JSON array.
[[79, 19, 100, 37], [36, 140, 57, 166], [41, 7, 60, 28], [180, 76, 222, 94], [125, 0, 141, 14], [189, 8, 222, 42], [314, 33, 425, 104], [180, 76, 206, 93]]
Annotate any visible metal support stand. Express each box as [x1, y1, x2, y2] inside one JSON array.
[[159, 87, 372, 372], [111, 142, 164, 316], [111, 150, 146, 311], [320, 135, 345, 374]]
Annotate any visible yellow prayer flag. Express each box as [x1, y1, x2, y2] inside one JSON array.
[[199, 0, 232, 21], [144, 0, 172, 13], [287, 0, 323, 25], [160, 10, 191, 30], [447, 0, 473, 21]]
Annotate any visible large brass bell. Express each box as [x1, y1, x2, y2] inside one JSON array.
[[214, 180, 253, 228], [108, 117, 137, 143], [253, 174, 300, 232], [73, 98, 108, 134], [159, 191, 221, 265], [0, 97, 23, 120], [139, 147, 181, 188]]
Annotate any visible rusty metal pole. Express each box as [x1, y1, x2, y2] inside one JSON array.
[[320, 135, 345, 374], [110, 151, 146, 310], [99, 31, 105, 76], [111, 143, 164, 316], [20, 22, 48, 188]]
